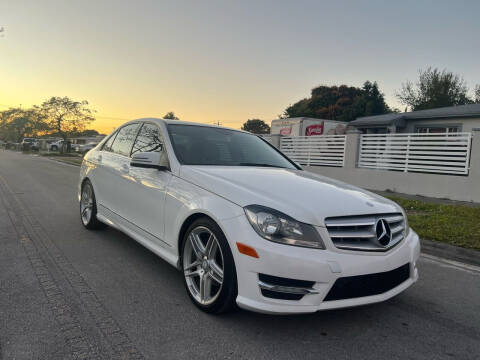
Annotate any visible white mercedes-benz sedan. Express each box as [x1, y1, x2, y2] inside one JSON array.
[[78, 118, 420, 314]]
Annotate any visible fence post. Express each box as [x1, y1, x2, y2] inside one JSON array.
[[469, 129, 480, 179], [269, 134, 282, 149], [344, 129, 361, 169], [404, 134, 411, 172]]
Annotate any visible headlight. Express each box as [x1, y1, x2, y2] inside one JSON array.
[[244, 205, 325, 249]]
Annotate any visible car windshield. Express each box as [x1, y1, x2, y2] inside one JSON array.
[[167, 124, 297, 169]]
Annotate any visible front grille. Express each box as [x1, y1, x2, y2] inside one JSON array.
[[324, 213, 405, 251], [324, 263, 410, 301]]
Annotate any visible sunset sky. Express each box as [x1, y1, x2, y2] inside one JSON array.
[[1, 0, 479, 134]]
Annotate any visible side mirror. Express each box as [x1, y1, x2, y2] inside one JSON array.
[[130, 152, 167, 170]]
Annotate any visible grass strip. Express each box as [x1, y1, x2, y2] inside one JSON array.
[[386, 196, 480, 250]]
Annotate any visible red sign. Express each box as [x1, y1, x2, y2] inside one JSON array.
[[280, 127, 292, 135], [305, 123, 324, 136]]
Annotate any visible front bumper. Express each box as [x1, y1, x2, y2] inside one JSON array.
[[220, 215, 420, 314]]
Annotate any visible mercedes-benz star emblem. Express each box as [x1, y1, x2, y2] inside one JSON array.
[[375, 219, 392, 246]]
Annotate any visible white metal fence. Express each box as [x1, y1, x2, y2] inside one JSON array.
[[358, 133, 472, 175], [280, 135, 347, 167], [260, 135, 273, 144]]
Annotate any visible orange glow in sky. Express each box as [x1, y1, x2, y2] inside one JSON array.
[[1, 1, 478, 135]]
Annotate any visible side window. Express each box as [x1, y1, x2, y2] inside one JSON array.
[[110, 123, 141, 157], [102, 131, 118, 152], [131, 123, 164, 155]]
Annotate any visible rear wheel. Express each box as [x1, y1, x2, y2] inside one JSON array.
[[51, 145, 58, 151], [181, 217, 237, 314], [80, 180, 105, 230]]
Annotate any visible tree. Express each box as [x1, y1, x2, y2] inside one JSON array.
[[0, 107, 48, 142], [40, 96, 95, 151], [282, 81, 391, 121], [163, 112, 179, 120], [396, 67, 473, 111], [68, 129, 101, 137], [241, 119, 270, 134], [475, 85, 480, 103]]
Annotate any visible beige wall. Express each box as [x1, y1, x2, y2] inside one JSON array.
[[404, 117, 480, 133], [299, 130, 480, 203]]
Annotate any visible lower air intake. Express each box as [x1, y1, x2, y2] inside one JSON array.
[[324, 263, 410, 301], [258, 274, 316, 301]]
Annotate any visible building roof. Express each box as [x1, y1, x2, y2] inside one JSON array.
[[350, 103, 480, 127], [349, 113, 406, 127], [272, 117, 330, 123]]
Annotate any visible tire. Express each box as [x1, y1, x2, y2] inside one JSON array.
[[181, 217, 237, 314], [80, 180, 106, 230], [51, 145, 58, 151]]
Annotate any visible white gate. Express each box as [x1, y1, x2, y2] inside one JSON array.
[[358, 133, 472, 175], [280, 135, 347, 167]]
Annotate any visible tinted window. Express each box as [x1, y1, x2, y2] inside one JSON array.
[[167, 124, 297, 169], [131, 123, 164, 155], [110, 123, 140, 157]]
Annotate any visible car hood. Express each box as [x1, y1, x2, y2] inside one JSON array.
[[179, 166, 400, 227]]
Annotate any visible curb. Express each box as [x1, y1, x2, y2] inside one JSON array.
[[421, 239, 480, 267]]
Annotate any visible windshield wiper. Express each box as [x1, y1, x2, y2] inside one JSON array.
[[237, 163, 287, 168]]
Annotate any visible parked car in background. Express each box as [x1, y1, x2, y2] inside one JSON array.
[[79, 118, 420, 314], [20, 138, 39, 151], [6, 142, 19, 150], [74, 142, 99, 153], [48, 139, 64, 151]]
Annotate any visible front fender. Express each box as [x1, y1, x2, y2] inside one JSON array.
[[163, 175, 244, 259]]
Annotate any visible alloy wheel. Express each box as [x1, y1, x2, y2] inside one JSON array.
[[80, 184, 94, 226], [183, 226, 224, 305]]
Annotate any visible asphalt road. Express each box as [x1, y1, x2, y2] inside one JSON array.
[[1, 150, 479, 360]]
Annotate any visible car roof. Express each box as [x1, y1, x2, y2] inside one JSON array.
[[128, 118, 250, 135]]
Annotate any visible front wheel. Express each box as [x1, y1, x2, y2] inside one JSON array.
[[181, 218, 237, 314]]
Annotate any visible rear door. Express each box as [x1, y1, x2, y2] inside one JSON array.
[[97, 123, 141, 217]]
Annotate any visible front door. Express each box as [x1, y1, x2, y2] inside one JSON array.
[[125, 122, 172, 245]]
